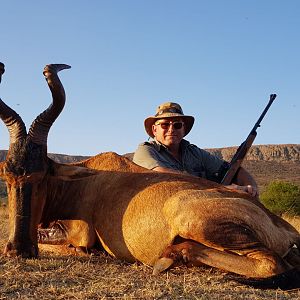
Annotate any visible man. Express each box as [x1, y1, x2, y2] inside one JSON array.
[[133, 102, 258, 197]]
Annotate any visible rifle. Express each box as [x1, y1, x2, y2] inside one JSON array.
[[221, 94, 277, 185]]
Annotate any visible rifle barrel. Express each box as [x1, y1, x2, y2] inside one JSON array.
[[250, 94, 276, 134], [221, 94, 277, 185]]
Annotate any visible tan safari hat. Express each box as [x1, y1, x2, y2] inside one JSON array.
[[144, 102, 195, 138]]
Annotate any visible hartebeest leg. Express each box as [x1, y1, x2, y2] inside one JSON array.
[[38, 220, 97, 253], [153, 241, 288, 278], [38, 222, 67, 245]]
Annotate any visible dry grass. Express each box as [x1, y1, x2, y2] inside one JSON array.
[[0, 206, 299, 300], [282, 214, 300, 231]]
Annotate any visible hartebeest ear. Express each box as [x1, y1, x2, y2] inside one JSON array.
[[50, 160, 98, 181]]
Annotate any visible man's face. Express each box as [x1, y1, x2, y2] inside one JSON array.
[[152, 118, 185, 147]]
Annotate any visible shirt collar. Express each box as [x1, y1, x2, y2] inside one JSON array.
[[151, 138, 190, 152]]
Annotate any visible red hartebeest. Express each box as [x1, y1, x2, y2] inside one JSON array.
[[0, 63, 299, 290]]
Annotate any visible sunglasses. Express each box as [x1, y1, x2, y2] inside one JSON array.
[[155, 121, 184, 130]]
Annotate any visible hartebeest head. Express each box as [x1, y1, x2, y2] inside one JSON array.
[[0, 63, 70, 257]]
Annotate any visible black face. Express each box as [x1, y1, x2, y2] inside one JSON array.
[[4, 182, 38, 258], [3, 139, 48, 258], [6, 139, 47, 175]]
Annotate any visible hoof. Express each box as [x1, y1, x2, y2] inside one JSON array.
[[152, 257, 174, 275], [43, 64, 71, 76], [4, 242, 38, 258]]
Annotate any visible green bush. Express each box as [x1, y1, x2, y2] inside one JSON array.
[[261, 181, 300, 216]]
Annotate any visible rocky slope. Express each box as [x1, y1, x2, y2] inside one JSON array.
[[204, 144, 300, 190], [0, 151, 89, 164], [206, 144, 299, 162], [0, 144, 298, 163]]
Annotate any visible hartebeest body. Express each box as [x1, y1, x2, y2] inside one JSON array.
[[0, 64, 299, 290]]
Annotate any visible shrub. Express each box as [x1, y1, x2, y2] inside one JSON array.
[[261, 181, 300, 216]]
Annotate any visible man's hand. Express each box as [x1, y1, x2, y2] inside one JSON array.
[[227, 184, 259, 198], [231, 167, 259, 198]]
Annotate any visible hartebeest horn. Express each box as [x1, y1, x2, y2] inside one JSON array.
[[0, 62, 27, 144], [0, 62, 5, 83], [28, 64, 71, 145]]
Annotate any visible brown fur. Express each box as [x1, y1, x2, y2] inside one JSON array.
[[12, 151, 296, 280]]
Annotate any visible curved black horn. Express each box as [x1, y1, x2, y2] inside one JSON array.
[[28, 64, 71, 145], [0, 63, 27, 144], [0, 62, 5, 83]]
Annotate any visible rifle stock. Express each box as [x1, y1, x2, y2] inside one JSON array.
[[221, 94, 277, 185]]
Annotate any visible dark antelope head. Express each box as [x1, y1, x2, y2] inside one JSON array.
[[0, 63, 71, 257]]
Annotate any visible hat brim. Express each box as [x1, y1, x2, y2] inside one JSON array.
[[144, 114, 195, 138]]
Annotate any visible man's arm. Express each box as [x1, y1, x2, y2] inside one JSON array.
[[133, 142, 177, 171], [153, 165, 259, 197], [152, 166, 182, 174]]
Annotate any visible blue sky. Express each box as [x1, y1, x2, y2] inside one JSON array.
[[1, 1, 299, 155]]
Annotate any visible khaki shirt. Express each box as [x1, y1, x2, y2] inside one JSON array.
[[133, 139, 229, 183]]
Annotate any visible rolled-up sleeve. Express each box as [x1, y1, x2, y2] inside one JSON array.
[[133, 143, 163, 170]]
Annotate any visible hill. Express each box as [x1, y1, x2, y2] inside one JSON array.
[[206, 144, 300, 190], [0, 144, 299, 195], [0, 151, 89, 164], [206, 144, 299, 162]]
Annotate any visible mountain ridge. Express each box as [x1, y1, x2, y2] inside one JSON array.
[[206, 144, 299, 162], [0, 144, 298, 163], [0, 144, 298, 192]]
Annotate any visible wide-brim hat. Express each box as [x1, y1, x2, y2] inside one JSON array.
[[144, 102, 195, 138]]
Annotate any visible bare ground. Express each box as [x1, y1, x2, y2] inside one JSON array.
[[0, 207, 300, 299]]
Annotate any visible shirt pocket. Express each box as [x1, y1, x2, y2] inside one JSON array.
[[158, 157, 181, 171]]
